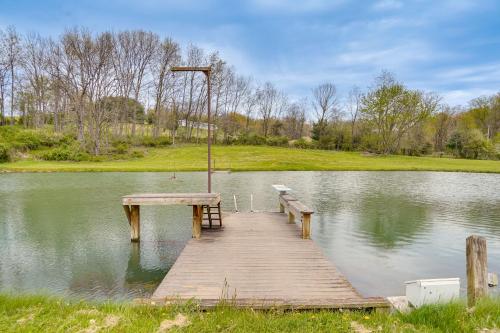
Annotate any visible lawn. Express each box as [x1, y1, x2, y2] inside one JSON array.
[[1, 294, 499, 332], [0, 145, 499, 173]]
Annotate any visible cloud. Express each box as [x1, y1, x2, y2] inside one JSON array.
[[372, 0, 403, 11], [248, 0, 346, 13]]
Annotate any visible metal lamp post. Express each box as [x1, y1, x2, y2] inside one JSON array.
[[170, 66, 212, 193]]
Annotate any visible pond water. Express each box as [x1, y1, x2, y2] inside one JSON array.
[[0, 171, 499, 300]]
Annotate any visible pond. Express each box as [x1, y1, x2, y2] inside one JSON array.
[[0, 171, 499, 300]]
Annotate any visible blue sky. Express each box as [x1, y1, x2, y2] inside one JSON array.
[[1, 0, 499, 106]]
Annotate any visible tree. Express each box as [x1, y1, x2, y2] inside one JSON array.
[[256, 82, 281, 137], [361, 72, 439, 154], [1, 26, 21, 125], [21, 33, 49, 127], [150, 38, 179, 137], [347, 86, 362, 146], [284, 100, 306, 139], [312, 83, 338, 140], [432, 106, 456, 152]]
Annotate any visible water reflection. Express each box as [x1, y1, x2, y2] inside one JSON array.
[[356, 193, 430, 248], [0, 171, 499, 299]]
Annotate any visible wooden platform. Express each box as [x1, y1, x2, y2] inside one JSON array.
[[152, 212, 389, 310]]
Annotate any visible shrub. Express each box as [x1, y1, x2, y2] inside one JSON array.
[[39, 146, 91, 162], [138, 136, 172, 147], [0, 143, 11, 162], [130, 150, 144, 158], [235, 133, 266, 145], [266, 136, 289, 147], [113, 143, 129, 154], [13, 131, 42, 150], [447, 129, 494, 159], [292, 138, 315, 149]]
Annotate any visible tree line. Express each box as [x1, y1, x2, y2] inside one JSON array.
[[0, 26, 498, 159]]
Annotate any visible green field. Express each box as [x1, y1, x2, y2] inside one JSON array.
[[1, 294, 499, 332], [0, 145, 499, 173]]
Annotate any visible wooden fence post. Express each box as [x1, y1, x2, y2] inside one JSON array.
[[466, 235, 488, 307], [130, 205, 140, 242]]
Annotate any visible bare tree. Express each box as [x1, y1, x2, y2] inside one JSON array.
[[150, 38, 179, 137], [312, 83, 338, 139], [284, 99, 307, 139], [0, 31, 8, 125], [21, 33, 49, 127], [256, 82, 281, 137], [1, 26, 21, 125], [347, 86, 362, 145]]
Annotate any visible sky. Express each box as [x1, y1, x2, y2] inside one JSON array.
[[1, 0, 499, 106]]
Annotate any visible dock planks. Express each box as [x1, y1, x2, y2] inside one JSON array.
[[152, 212, 388, 310]]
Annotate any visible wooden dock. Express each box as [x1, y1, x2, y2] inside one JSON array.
[[151, 211, 389, 310]]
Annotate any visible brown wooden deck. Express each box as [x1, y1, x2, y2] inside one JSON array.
[[151, 211, 389, 310]]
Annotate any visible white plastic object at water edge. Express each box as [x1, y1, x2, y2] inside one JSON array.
[[405, 278, 460, 308], [272, 184, 291, 193]]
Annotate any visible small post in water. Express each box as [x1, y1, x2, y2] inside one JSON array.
[[250, 194, 254, 212], [233, 194, 239, 212], [466, 235, 488, 307]]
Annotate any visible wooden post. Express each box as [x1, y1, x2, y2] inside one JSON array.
[[279, 202, 285, 213], [288, 212, 294, 223], [302, 214, 311, 239], [130, 205, 140, 242], [192, 205, 203, 239], [466, 235, 488, 307]]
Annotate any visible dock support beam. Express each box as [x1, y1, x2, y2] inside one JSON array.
[[302, 214, 311, 239], [192, 205, 203, 239], [467, 235, 488, 307], [130, 205, 140, 242]]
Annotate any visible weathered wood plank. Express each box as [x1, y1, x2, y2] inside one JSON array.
[[122, 193, 220, 206], [130, 205, 140, 242], [466, 235, 488, 307], [192, 205, 203, 239], [152, 212, 388, 310]]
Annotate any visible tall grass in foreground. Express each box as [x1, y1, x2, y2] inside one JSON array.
[[0, 294, 499, 332]]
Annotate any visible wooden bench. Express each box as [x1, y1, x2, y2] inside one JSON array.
[[122, 193, 221, 242], [279, 194, 314, 239]]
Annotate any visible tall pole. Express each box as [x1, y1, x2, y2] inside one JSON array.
[[206, 70, 212, 193], [170, 66, 212, 193]]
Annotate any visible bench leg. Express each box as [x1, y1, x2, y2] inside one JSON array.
[[279, 202, 285, 213], [302, 213, 311, 239], [288, 211, 295, 223], [192, 205, 203, 239], [130, 205, 140, 242]]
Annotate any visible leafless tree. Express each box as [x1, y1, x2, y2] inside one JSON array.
[[1, 26, 21, 125], [256, 82, 281, 137], [21, 33, 49, 127], [150, 38, 179, 137], [347, 86, 362, 145], [284, 99, 307, 139]]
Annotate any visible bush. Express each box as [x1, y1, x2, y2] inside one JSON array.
[[130, 150, 144, 158], [12, 131, 42, 150], [39, 146, 91, 162], [266, 136, 289, 147], [137, 136, 172, 147], [447, 129, 495, 159], [0, 143, 11, 162], [234, 133, 267, 145], [292, 138, 315, 149], [113, 143, 129, 154]]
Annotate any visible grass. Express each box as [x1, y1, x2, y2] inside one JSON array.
[[1, 294, 499, 332], [0, 145, 499, 173]]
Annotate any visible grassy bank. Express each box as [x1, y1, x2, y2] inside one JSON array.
[[1, 145, 499, 173], [1, 294, 499, 332]]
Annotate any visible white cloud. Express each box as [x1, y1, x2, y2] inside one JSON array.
[[372, 0, 403, 11], [248, 0, 346, 13]]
